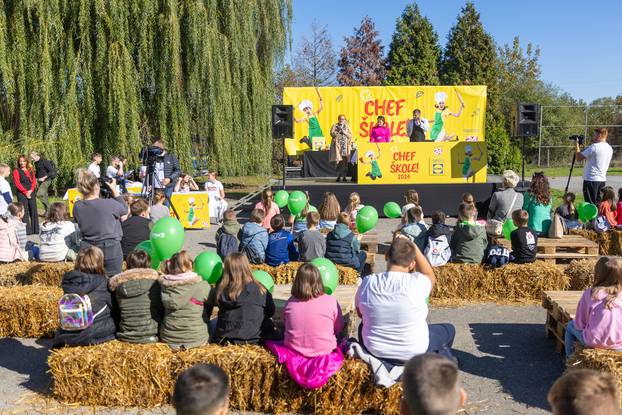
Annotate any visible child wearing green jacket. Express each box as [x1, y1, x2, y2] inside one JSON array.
[[450, 203, 488, 264]]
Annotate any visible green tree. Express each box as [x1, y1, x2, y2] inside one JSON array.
[[337, 16, 385, 86], [385, 3, 441, 85]]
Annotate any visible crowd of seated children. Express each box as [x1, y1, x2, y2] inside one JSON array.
[[318, 192, 341, 230], [39, 202, 79, 262], [510, 209, 538, 264], [450, 203, 487, 264], [255, 189, 279, 232], [325, 212, 366, 273], [215, 210, 240, 258], [121, 199, 151, 259], [265, 214, 299, 267], [239, 209, 269, 264], [150, 190, 170, 223], [297, 211, 325, 262]]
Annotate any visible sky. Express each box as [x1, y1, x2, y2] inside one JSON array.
[[288, 0, 622, 103]]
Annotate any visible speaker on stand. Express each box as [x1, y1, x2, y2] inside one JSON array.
[[272, 105, 294, 188], [511, 103, 540, 188]]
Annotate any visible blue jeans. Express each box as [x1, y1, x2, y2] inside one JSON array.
[[427, 323, 456, 360], [565, 320, 585, 359], [164, 185, 174, 207], [356, 251, 367, 273]]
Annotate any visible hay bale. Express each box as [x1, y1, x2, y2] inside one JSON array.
[[49, 341, 401, 414], [432, 262, 568, 302], [565, 259, 598, 290], [0, 285, 62, 337], [567, 346, 622, 406], [570, 229, 621, 256], [251, 262, 359, 285], [0, 262, 36, 287], [0, 261, 72, 287]]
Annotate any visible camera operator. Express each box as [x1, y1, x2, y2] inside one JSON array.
[[73, 168, 127, 276], [575, 128, 613, 205], [140, 137, 181, 205]]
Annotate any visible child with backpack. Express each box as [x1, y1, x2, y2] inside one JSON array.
[[159, 251, 212, 349], [297, 211, 326, 262], [598, 186, 617, 228], [39, 202, 80, 262], [54, 247, 116, 347], [398, 206, 428, 250], [510, 209, 538, 264], [265, 215, 299, 267], [450, 202, 487, 264], [215, 210, 240, 259], [239, 209, 269, 264], [108, 250, 162, 344], [484, 236, 510, 268], [207, 253, 276, 344], [423, 211, 452, 267], [325, 212, 366, 273]]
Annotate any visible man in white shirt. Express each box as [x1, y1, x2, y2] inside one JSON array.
[[576, 128, 613, 205], [204, 171, 228, 223], [88, 152, 102, 179], [355, 238, 455, 362], [406, 109, 430, 142]]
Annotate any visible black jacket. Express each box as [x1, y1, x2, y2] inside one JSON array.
[[425, 223, 453, 249], [121, 216, 151, 259], [163, 152, 181, 185], [34, 158, 57, 179], [53, 270, 116, 347], [208, 282, 275, 344]]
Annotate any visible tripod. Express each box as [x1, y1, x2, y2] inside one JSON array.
[[141, 163, 180, 219], [564, 152, 577, 195]]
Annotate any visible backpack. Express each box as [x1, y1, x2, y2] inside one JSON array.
[[216, 233, 239, 258], [484, 245, 510, 268], [58, 293, 106, 331], [591, 215, 611, 234], [424, 235, 451, 267]]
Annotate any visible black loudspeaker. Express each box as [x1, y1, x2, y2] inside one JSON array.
[[272, 105, 293, 139], [511, 103, 540, 137]]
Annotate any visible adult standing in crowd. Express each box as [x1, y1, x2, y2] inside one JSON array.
[[30, 151, 57, 216], [576, 128, 613, 205], [487, 170, 523, 221], [73, 168, 127, 276], [406, 109, 429, 142], [329, 114, 353, 183], [140, 137, 181, 205], [12, 155, 38, 234]]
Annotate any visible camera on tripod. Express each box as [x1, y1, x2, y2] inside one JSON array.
[[140, 145, 164, 169], [569, 134, 585, 146], [99, 176, 114, 198]]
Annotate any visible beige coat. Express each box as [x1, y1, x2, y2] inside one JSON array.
[[328, 122, 353, 165]]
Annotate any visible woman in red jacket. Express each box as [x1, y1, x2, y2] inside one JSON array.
[[13, 154, 39, 234]]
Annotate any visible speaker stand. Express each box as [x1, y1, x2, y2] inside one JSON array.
[[282, 136, 286, 189]]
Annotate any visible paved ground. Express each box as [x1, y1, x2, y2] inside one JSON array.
[[545, 174, 622, 196]]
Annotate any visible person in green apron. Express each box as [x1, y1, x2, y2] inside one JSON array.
[[359, 149, 382, 180], [295, 87, 324, 147], [429, 89, 465, 142], [460, 143, 483, 182]]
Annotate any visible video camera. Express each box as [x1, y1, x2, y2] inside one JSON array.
[[569, 134, 585, 146], [139, 145, 164, 168], [99, 176, 113, 199]]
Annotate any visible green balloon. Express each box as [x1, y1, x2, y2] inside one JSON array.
[[135, 240, 161, 270], [288, 191, 308, 215], [383, 202, 401, 218], [502, 218, 518, 240], [150, 217, 185, 261], [356, 205, 379, 234], [311, 257, 339, 295], [252, 270, 275, 293], [194, 252, 223, 284], [578, 203, 598, 223], [274, 190, 289, 208]]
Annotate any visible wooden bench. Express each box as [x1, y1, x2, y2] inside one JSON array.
[[360, 231, 379, 254], [542, 290, 581, 354], [500, 235, 598, 264]]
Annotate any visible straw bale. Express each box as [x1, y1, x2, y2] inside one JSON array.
[[250, 262, 359, 285], [0, 285, 62, 337], [570, 229, 621, 255], [0, 261, 35, 287], [567, 346, 622, 406], [0, 261, 72, 287], [49, 341, 401, 414], [432, 262, 568, 302], [565, 259, 597, 290]]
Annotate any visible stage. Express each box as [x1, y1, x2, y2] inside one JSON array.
[[272, 176, 503, 217]]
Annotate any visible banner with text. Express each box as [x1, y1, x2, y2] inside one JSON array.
[[282, 85, 487, 156]]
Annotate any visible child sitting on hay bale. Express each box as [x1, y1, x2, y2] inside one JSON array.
[[208, 253, 276, 345], [159, 251, 212, 350], [108, 250, 162, 344], [120, 199, 151, 259], [239, 209, 268, 264], [510, 209, 538, 264], [53, 246, 116, 347], [548, 369, 621, 415], [265, 215, 299, 267], [325, 212, 366, 273], [173, 364, 230, 415], [39, 202, 80, 262], [398, 206, 428, 251], [401, 353, 467, 415], [564, 256, 622, 359], [450, 202, 487, 264], [215, 210, 240, 259], [266, 263, 344, 389], [297, 211, 325, 262]]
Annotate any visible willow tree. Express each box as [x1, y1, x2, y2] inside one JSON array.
[[0, 0, 291, 187]]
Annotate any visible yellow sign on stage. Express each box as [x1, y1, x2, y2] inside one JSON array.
[[357, 141, 487, 184], [170, 192, 210, 229]]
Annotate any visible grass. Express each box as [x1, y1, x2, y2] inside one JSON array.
[[524, 166, 622, 178]]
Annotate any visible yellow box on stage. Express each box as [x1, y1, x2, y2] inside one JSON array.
[[170, 192, 210, 229], [65, 188, 82, 217]]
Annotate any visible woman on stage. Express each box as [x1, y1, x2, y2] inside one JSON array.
[[329, 114, 353, 182], [369, 116, 391, 143], [295, 87, 324, 142], [12, 155, 38, 234]]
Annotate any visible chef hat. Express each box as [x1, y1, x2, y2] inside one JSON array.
[[434, 91, 447, 103], [365, 150, 375, 159], [298, 100, 313, 112]]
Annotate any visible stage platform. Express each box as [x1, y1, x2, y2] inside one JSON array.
[[272, 176, 503, 217]]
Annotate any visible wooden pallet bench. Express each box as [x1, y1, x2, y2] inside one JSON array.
[[360, 231, 379, 254], [501, 235, 598, 264], [542, 290, 581, 354]]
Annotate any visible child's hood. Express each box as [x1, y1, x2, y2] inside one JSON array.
[[222, 220, 241, 235], [243, 221, 266, 236], [62, 270, 106, 295], [428, 223, 452, 237], [457, 222, 485, 240], [109, 268, 159, 296], [332, 223, 353, 239]]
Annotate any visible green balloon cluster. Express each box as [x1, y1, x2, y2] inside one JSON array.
[[383, 202, 401, 218], [288, 191, 308, 215], [252, 270, 275, 293], [194, 252, 223, 284], [502, 218, 518, 240], [274, 190, 289, 208], [356, 205, 379, 234], [577, 202, 598, 223], [150, 217, 185, 261], [311, 257, 339, 295], [135, 240, 161, 270]]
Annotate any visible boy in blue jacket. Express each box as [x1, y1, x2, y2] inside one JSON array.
[[265, 214, 299, 266]]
